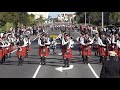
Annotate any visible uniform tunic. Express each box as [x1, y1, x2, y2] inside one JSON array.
[[38, 37, 50, 57], [81, 37, 93, 56], [16, 39, 27, 58], [98, 38, 109, 56], [62, 38, 73, 59]]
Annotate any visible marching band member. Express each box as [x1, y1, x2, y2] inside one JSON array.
[[51, 38, 57, 54], [112, 34, 119, 54], [7, 34, 15, 58], [16, 35, 27, 66], [0, 38, 5, 64], [93, 33, 100, 56], [76, 33, 84, 55], [81, 33, 93, 64], [61, 32, 67, 58], [116, 35, 120, 61], [98, 33, 109, 63], [38, 33, 50, 65], [62, 34, 73, 67], [24, 35, 31, 58]]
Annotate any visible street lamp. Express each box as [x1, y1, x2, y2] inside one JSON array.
[[102, 12, 104, 28]]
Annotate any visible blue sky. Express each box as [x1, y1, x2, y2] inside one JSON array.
[[49, 12, 75, 18]]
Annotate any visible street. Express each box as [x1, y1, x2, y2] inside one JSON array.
[[0, 28, 102, 78]]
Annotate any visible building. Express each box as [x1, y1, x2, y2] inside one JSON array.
[[27, 12, 49, 19], [57, 13, 76, 22]]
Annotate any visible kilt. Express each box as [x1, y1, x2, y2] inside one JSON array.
[[39, 46, 49, 57], [3, 47, 7, 56], [64, 48, 73, 59], [99, 46, 109, 56], [82, 45, 91, 56], [16, 47, 27, 57], [0, 48, 3, 58]]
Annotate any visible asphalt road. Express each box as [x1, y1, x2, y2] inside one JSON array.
[[0, 28, 102, 78]]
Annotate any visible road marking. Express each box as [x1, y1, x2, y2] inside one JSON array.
[[32, 64, 41, 78], [55, 65, 74, 72], [88, 63, 99, 78]]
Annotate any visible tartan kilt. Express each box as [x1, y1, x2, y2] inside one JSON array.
[[64, 48, 73, 59], [0, 48, 3, 58], [39, 46, 49, 57], [3, 48, 7, 55], [99, 46, 109, 56], [16, 47, 27, 57], [82, 45, 91, 56]]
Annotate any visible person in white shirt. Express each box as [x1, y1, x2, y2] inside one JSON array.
[[38, 33, 50, 65], [51, 38, 57, 54], [81, 33, 93, 64], [76, 33, 84, 55], [62, 34, 73, 67], [16, 35, 27, 66], [93, 33, 100, 56]]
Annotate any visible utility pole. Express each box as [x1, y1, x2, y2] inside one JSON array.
[[102, 12, 104, 28], [85, 12, 86, 27]]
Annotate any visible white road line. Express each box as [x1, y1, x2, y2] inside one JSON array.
[[88, 63, 99, 78], [32, 64, 41, 78]]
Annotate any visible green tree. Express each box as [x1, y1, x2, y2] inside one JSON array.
[[36, 15, 45, 25], [109, 12, 120, 24], [28, 14, 35, 26]]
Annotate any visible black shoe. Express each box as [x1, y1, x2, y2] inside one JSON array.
[[67, 65, 69, 67], [62, 65, 66, 67]]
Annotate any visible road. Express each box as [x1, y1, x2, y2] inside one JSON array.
[[0, 28, 102, 78]]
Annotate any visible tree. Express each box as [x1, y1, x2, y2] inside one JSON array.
[[109, 12, 120, 24], [18, 12, 29, 26], [36, 15, 45, 25], [89, 12, 102, 25], [28, 14, 35, 26]]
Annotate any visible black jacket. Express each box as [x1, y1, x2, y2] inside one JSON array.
[[100, 59, 120, 78]]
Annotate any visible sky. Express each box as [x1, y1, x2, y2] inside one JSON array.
[[49, 12, 75, 18]]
